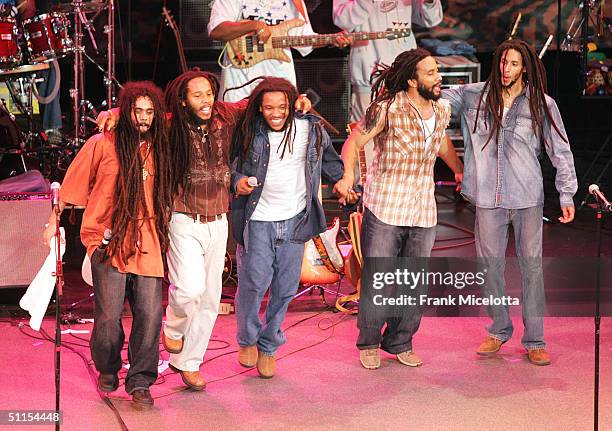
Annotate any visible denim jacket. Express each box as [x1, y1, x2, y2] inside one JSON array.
[[442, 83, 577, 209], [230, 113, 344, 247]]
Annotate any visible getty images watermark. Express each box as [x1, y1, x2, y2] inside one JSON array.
[[371, 267, 519, 306], [361, 257, 522, 313]]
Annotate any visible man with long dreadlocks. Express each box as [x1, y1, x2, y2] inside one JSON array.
[[42, 81, 173, 408], [160, 70, 247, 391], [97, 71, 312, 389], [442, 39, 577, 366], [335, 48, 463, 370], [231, 77, 349, 378]]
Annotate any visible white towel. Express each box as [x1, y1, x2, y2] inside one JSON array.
[[19, 228, 66, 331]]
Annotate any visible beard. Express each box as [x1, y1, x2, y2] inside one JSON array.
[[502, 77, 520, 90], [417, 83, 441, 101], [187, 105, 212, 126]]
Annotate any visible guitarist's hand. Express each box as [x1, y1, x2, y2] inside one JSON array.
[[295, 94, 312, 113], [96, 108, 119, 133], [254, 22, 272, 44], [236, 177, 255, 195], [331, 32, 353, 48]]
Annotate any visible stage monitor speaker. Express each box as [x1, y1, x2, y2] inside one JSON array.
[[179, 0, 225, 51], [0, 196, 50, 288], [294, 57, 351, 138]]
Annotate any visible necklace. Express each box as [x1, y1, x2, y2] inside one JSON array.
[[140, 141, 152, 181], [407, 97, 436, 141]]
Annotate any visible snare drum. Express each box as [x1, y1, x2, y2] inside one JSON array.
[[0, 18, 22, 70], [23, 12, 73, 64]]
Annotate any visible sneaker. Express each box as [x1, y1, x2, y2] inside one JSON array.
[[256, 352, 276, 378], [162, 333, 183, 354], [476, 336, 505, 356], [238, 345, 258, 368], [396, 350, 423, 367], [527, 348, 551, 366], [359, 348, 381, 370]]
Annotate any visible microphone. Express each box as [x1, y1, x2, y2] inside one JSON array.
[[589, 184, 612, 211], [50, 182, 60, 207]]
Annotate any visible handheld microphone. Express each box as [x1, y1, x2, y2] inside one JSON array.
[[589, 184, 612, 211], [50, 182, 60, 207]]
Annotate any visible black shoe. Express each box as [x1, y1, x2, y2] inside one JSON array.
[[131, 389, 154, 408], [97, 373, 119, 393]]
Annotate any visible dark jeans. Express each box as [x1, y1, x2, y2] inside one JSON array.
[[90, 250, 162, 394], [357, 207, 436, 353]]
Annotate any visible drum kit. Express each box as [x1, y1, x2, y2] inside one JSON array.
[[0, 0, 117, 182]]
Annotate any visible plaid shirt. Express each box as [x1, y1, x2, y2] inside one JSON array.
[[363, 92, 451, 227]]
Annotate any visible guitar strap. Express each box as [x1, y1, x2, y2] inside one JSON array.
[[291, 0, 309, 22]]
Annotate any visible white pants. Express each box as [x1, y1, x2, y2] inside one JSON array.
[[351, 90, 375, 180], [164, 212, 228, 371]]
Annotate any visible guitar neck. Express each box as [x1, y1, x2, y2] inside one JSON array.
[[358, 149, 367, 185], [271, 31, 392, 48]]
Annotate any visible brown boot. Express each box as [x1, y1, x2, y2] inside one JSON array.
[[162, 333, 183, 354], [169, 364, 206, 390], [527, 348, 551, 366], [476, 336, 505, 356], [238, 345, 258, 368], [256, 352, 276, 379]]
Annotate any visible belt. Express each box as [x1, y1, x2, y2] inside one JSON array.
[[179, 212, 224, 223]]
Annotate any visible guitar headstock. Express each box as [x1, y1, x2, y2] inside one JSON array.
[[385, 23, 411, 40], [345, 122, 358, 135], [162, 6, 179, 34]]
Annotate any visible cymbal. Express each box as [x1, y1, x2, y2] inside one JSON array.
[[56, 1, 107, 13], [0, 63, 50, 77]]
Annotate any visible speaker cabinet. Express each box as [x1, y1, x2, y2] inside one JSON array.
[[294, 57, 351, 137], [0, 196, 51, 288], [179, 0, 225, 51]]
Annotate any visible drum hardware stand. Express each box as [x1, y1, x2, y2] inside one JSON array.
[[70, 0, 117, 144]]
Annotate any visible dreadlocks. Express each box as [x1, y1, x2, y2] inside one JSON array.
[[474, 38, 567, 148], [165, 70, 220, 194], [365, 48, 432, 131], [236, 77, 322, 161], [110, 81, 173, 264]]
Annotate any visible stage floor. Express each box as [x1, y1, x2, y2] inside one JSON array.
[[1, 314, 610, 431], [2, 193, 612, 430]]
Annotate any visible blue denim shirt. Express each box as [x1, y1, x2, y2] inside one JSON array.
[[230, 113, 344, 247], [442, 83, 577, 209]]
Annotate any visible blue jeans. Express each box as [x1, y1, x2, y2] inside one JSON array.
[[38, 65, 62, 130], [236, 212, 305, 355], [475, 206, 545, 350], [357, 207, 436, 353], [90, 249, 163, 394]]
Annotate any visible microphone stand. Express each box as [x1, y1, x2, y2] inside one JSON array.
[[52, 204, 63, 431], [592, 198, 607, 431]]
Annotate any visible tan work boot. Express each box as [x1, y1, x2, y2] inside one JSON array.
[[527, 348, 551, 366], [396, 350, 423, 367], [256, 352, 276, 378], [169, 364, 206, 390], [238, 345, 258, 368], [359, 348, 381, 370], [476, 336, 505, 356], [162, 333, 183, 354]]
